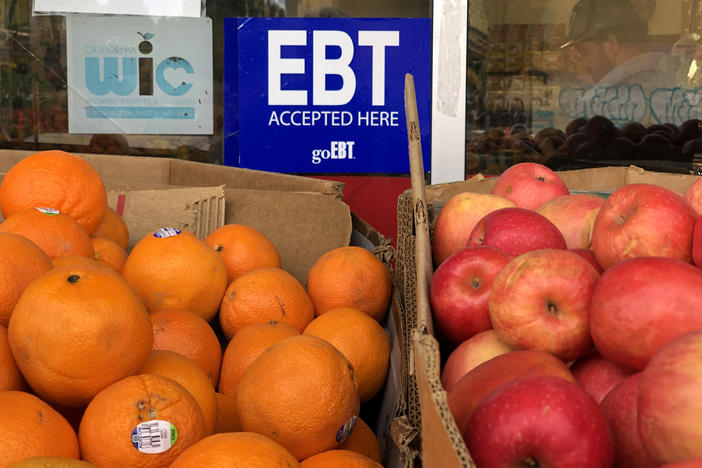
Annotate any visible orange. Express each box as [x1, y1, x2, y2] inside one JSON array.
[[8, 457, 97, 468], [219, 268, 314, 340], [90, 236, 127, 273], [92, 206, 129, 250], [170, 432, 300, 468], [0, 232, 52, 326], [0, 325, 25, 391], [205, 224, 282, 283], [338, 418, 383, 464], [300, 449, 383, 468], [121, 227, 228, 321], [150, 309, 223, 387], [51, 255, 116, 274], [0, 150, 107, 235], [141, 350, 218, 435], [0, 391, 79, 466], [218, 321, 299, 397], [78, 373, 207, 468], [235, 335, 360, 460], [303, 307, 390, 402], [306, 246, 392, 322], [214, 392, 241, 433], [8, 264, 153, 407], [0, 207, 94, 260]]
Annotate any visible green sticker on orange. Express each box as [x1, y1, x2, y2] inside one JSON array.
[[36, 207, 60, 215]]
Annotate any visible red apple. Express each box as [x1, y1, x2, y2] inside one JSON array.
[[431, 192, 515, 267], [447, 349, 575, 433], [570, 248, 604, 274], [490, 162, 570, 210], [464, 375, 614, 468], [430, 246, 512, 346], [600, 372, 658, 468], [638, 330, 702, 464], [571, 350, 633, 404], [440, 329, 514, 392], [684, 176, 702, 216], [536, 193, 605, 249], [466, 207, 567, 257], [693, 215, 702, 266], [590, 257, 702, 370], [661, 460, 702, 468], [591, 183, 696, 270], [488, 249, 600, 361]]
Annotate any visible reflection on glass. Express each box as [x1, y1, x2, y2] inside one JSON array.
[[467, 0, 702, 176], [1, 0, 429, 164]]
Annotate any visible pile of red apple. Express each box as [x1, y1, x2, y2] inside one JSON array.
[[429, 162, 702, 468]]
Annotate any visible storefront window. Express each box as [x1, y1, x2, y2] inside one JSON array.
[[0, 1, 429, 164], [467, 0, 702, 176]]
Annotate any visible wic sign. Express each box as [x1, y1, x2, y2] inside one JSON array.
[[224, 17, 431, 174]]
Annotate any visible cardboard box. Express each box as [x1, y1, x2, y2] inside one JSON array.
[[0, 149, 413, 467], [397, 163, 702, 467], [0, 150, 347, 284]]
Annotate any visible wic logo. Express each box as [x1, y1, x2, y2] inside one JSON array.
[[84, 32, 194, 97]]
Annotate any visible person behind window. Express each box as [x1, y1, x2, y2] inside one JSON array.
[[560, 0, 674, 87]]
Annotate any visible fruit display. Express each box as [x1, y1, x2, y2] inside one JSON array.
[[0, 150, 393, 467], [428, 161, 702, 467], [466, 116, 702, 175]]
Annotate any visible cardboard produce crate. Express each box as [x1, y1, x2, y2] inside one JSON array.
[[0, 149, 413, 467], [396, 162, 702, 467], [0, 150, 347, 284]]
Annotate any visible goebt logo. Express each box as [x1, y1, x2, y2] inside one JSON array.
[[85, 32, 194, 97]]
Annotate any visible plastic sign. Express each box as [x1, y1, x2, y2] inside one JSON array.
[[224, 17, 432, 174], [33, 0, 202, 17], [66, 16, 213, 135]]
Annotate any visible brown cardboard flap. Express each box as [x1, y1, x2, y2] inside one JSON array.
[[168, 158, 345, 196], [0, 150, 344, 196], [405, 74, 434, 336], [0, 150, 174, 185], [413, 330, 474, 468], [221, 188, 351, 284], [108, 186, 225, 250], [425, 165, 702, 203]]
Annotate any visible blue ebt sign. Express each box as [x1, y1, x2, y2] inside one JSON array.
[[223, 17, 431, 173]]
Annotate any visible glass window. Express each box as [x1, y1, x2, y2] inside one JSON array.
[[0, 1, 429, 164], [467, 0, 702, 176]]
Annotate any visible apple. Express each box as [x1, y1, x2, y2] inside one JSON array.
[[591, 183, 696, 270], [590, 257, 702, 370], [693, 215, 702, 266], [429, 246, 512, 346], [490, 162, 570, 210], [466, 207, 567, 257], [638, 330, 702, 464], [536, 193, 605, 249], [488, 249, 600, 362], [464, 375, 614, 468], [600, 372, 658, 468], [570, 350, 633, 404], [569, 248, 604, 273], [684, 176, 702, 216], [447, 349, 575, 433], [440, 329, 514, 392], [431, 192, 515, 267], [661, 460, 702, 468]]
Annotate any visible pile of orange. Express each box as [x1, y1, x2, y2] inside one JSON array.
[[0, 149, 393, 466]]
